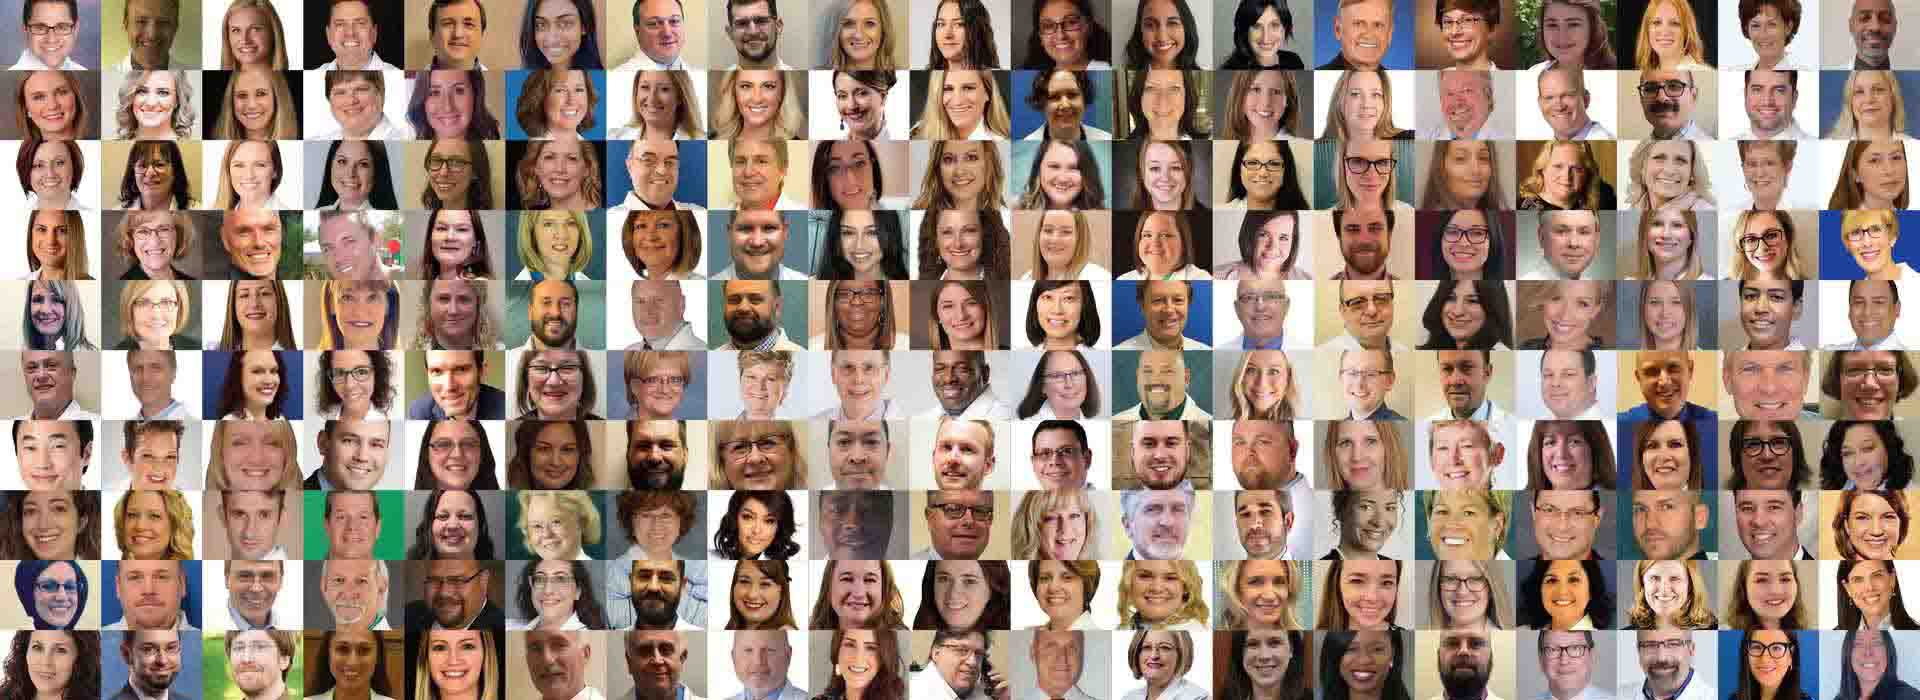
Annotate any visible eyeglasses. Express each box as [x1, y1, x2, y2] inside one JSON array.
[[1237, 291, 1290, 307], [25, 22, 74, 35], [426, 156, 473, 172], [1739, 230, 1786, 251], [937, 642, 987, 659], [427, 439, 484, 455], [1843, 366, 1900, 382], [1241, 159, 1288, 173], [133, 299, 181, 315], [1442, 226, 1491, 243], [328, 367, 374, 383], [1037, 14, 1086, 36], [1746, 642, 1793, 659], [1042, 370, 1085, 385], [424, 569, 486, 589], [1339, 369, 1391, 383], [1439, 15, 1486, 31], [928, 503, 994, 521], [638, 376, 688, 388], [1340, 293, 1395, 311], [133, 226, 177, 242], [33, 580, 78, 595], [1741, 437, 1793, 456], [1032, 446, 1084, 463], [1542, 644, 1591, 659], [1637, 80, 1693, 98], [529, 363, 584, 381], [1438, 575, 1488, 592], [1848, 224, 1890, 242], [1532, 503, 1598, 522], [834, 288, 885, 305], [1344, 157, 1397, 175], [720, 435, 790, 461], [1637, 639, 1691, 652]]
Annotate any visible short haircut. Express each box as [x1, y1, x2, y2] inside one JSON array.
[[1034, 419, 1089, 451]]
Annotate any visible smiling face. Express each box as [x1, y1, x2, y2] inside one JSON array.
[[1846, 492, 1903, 560], [26, 142, 71, 202], [124, 428, 180, 490], [542, 71, 591, 133], [121, 491, 174, 559], [1639, 420, 1691, 489], [225, 5, 274, 67], [731, 70, 782, 132], [1541, 281, 1603, 348], [1429, 422, 1497, 490], [1435, 560, 1489, 626], [1338, 560, 1398, 628], [1438, 282, 1487, 344], [1338, 349, 1392, 416], [1036, 143, 1086, 209], [1439, 72, 1491, 135], [938, 141, 989, 207], [1332, 0, 1392, 67], [427, 140, 476, 206], [1239, 141, 1286, 205], [1853, 140, 1908, 208], [824, 560, 884, 627], [27, 212, 69, 274], [826, 143, 877, 211], [1441, 142, 1493, 207], [838, 0, 882, 66], [532, 0, 585, 68], [730, 141, 785, 210], [432, 0, 484, 65], [131, 71, 179, 133], [1236, 350, 1292, 418], [1136, 211, 1183, 274], [1641, 141, 1695, 203], [1850, 280, 1900, 344], [1841, 351, 1902, 419], [25, 0, 75, 67], [1440, 209, 1490, 276], [1539, 350, 1594, 418], [31, 562, 79, 627], [1338, 490, 1401, 555], [730, 561, 783, 626], [935, 209, 985, 275], [526, 495, 584, 560], [1852, 71, 1895, 129], [426, 419, 483, 489], [941, 70, 991, 133], [1429, 492, 1503, 560], [130, 283, 181, 345], [22, 71, 77, 138], [1533, 489, 1599, 558], [1740, 211, 1788, 274], [1640, 560, 1689, 623], [1639, 69, 1695, 132], [1644, 209, 1692, 270], [1539, 560, 1591, 628], [228, 140, 278, 206], [231, 69, 277, 137], [425, 631, 485, 696], [1635, 351, 1693, 418], [327, 140, 375, 207], [1339, 70, 1385, 137], [1739, 280, 1800, 350], [18, 490, 80, 558]]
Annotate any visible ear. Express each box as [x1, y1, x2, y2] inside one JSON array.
[[1489, 443, 1506, 467], [1693, 503, 1709, 531], [1282, 511, 1296, 532]]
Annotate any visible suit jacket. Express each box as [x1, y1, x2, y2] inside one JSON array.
[[406, 384, 507, 420], [115, 685, 196, 700], [404, 600, 505, 631]]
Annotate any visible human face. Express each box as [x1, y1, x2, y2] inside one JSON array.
[[325, 0, 375, 67], [932, 0, 969, 65], [625, 138, 681, 206], [1133, 351, 1187, 418], [826, 422, 890, 491], [1741, 143, 1788, 204], [826, 144, 878, 212], [728, 561, 782, 626], [837, 0, 882, 66], [1534, 425, 1595, 491], [130, 283, 181, 346], [1853, 630, 1891, 689], [327, 77, 382, 137], [634, 0, 684, 62], [925, 490, 992, 558], [832, 73, 886, 141], [831, 281, 886, 340], [1639, 69, 1695, 132], [835, 629, 883, 693], [127, 0, 180, 67], [527, 422, 582, 489], [1339, 490, 1401, 554], [1430, 492, 1503, 560], [1035, 498, 1089, 560], [1036, 72, 1088, 137], [938, 142, 989, 207], [1741, 211, 1788, 274], [325, 491, 379, 559], [1845, 561, 1896, 623], [1745, 69, 1795, 134], [1335, 631, 1393, 696], [731, 497, 779, 558], [1038, 352, 1088, 417], [1338, 349, 1392, 416], [1538, 212, 1599, 278], [1136, 631, 1183, 687], [1240, 70, 1289, 138], [1537, 2, 1591, 65], [1540, 561, 1591, 629], [124, 632, 183, 695], [1734, 490, 1800, 559], [1131, 420, 1188, 489], [22, 630, 75, 695], [1852, 71, 1895, 129], [22, 72, 77, 138], [1136, 70, 1182, 135], [1847, 491, 1903, 560], [1540, 349, 1595, 418], [1639, 420, 1691, 489], [1435, 349, 1491, 417], [433, 0, 485, 65], [1332, 0, 1392, 67], [229, 280, 281, 343], [1641, 141, 1695, 204], [132, 149, 177, 207], [1337, 210, 1391, 281], [218, 420, 288, 493], [628, 560, 684, 628], [1744, 563, 1798, 628], [1037, 144, 1086, 209], [1236, 282, 1289, 345], [327, 350, 376, 416], [125, 352, 176, 418], [27, 214, 70, 277], [532, 0, 585, 68], [735, 357, 789, 419], [1430, 422, 1497, 490], [625, 216, 685, 285], [1141, 281, 1189, 344], [1227, 561, 1290, 629], [1840, 351, 1902, 419], [1332, 421, 1389, 489], [1033, 561, 1088, 626], [728, 210, 788, 278], [426, 631, 485, 697], [541, 71, 590, 134], [426, 420, 484, 489], [426, 217, 482, 288], [1845, 424, 1893, 490], [223, 209, 283, 278], [721, 425, 796, 490], [1439, 72, 1491, 134], [417, 351, 479, 420], [1440, 7, 1491, 63], [1134, 0, 1185, 67], [1141, 142, 1188, 210], [1136, 212, 1184, 277], [625, 631, 688, 697], [1640, 560, 1690, 623], [1630, 489, 1706, 560], [1030, 631, 1084, 694], [327, 630, 380, 693], [535, 144, 590, 206], [1644, 0, 1688, 61], [30, 562, 79, 628], [226, 562, 283, 629], [1852, 0, 1898, 65], [1126, 560, 1187, 622], [1543, 280, 1605, 347], [1435, 283, 1486, 344], [1236, 408, 1297, 485], [725, 0, 782, 62], [1537, 70, 1591, 137], [426, 560, 492, 629], [427, 140, 476, 206], [1246, 6, 1290, 63], [932, 419, 994, 489], [424, 490, 480, 558], [734, 70, 783, 133], [932, 560, 990, 628], [21, 352, 75, 416], [231, 69, 277, 138], [1239, 142, 1286, 205], [1233, 490, 1291, 560], [320, 142, 379, 213], [1236, 346, 1293, 416], [225, 6, 274, 67], [24, 1, 74, 69], [1025, 426, 1088, 493], [1533, 489, 1600, 559], [1441, 143, 1493, 209], [1851, 281, 1901, 346], [827, 560, 883, 627], [1644, 210, 1693, 272], [320, 220, 384, 285], [1121, 490, 1189, 560], [1338, 560, 1398, 628], [1853, 140, 1908, 208], [1339, 70, 1385, 138], [929, 211, 987, 279], [626, 420, 688, 491], [27, 142, 71, 202], [942, 70, 994, 133], [1037, 0, 1091, 66], [1723, 351, 1810, 420], [731, 632, 792, 695], [124, 429, 179, 490], [932, 285, 988, 349], [1635, 351, 1695, 420], [133, 71, 180, 134], [119, 560, 187, 627], [527, 350, 586, 420]]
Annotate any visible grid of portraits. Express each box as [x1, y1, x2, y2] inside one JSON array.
[[11, 0, 1920, 700]]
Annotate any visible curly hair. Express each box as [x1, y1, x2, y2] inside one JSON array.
[[406, 488, 497, 560], [409, 280, 503, 351], [713, 490, 801, 560], [1820, 420, 1916, 489], [114, 489, 195, 560], [0, 491, 100, 562], [507, 419, 595, 489], [912, 560, 1011, 630], [808, 559, 909, 630], [1627, 559, 1718, 629], [516, 560, 610, 628], [1118, 559, 1208, 628], [315, 349, 396, 418], [0, 630, 100, 700], [115, 70, 197, 139], [1516, 559, 1615, 629]]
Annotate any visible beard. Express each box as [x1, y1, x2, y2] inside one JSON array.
[[727, 312, 775, 346], [534, 314, 577, 347], [1439, 664, 1490, 698], [632, 589, 681, 629], [628, 456, 686, 490]]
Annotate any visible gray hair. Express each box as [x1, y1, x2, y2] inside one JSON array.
[[1120, 482, 1196, 521]]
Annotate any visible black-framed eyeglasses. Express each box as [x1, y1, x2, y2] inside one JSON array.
[[1344, 157, 1397, 175], [1442, 226, 1490, 243], [1741, 437, 1792, 457], [1438, 575, 1488, 592], [1637, 80, 1693, 98], [1745, 642, 1793, 659], [1242, 159, 1288, 173], [424, 569, 486, 589], [1739, 230, 1786, 251], [1542, 644, 1591, 659], [927, 503, 994, 521]]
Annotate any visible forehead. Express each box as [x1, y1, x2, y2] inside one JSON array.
[[439, 0, 482, 19], [22, 352, 68, 368], [732, 211, 785, 228], [1137, 490, 1186, 509], [631, 420, 681, 440], [1135, 421, 1185, 439], [1143, 282, 1187, 298], [1541, 352, 1583, 372], [28, 1, 73, 19], [1138, 352, 1183, 370], [935, 420, 988, 443], [532, 282, 577, 301], [930, 490, 989, 507], [331, 492, 376, 511], [725, 281, 775, 297], [1342, 351, 1387, 370], [120, 560, 180, 577]]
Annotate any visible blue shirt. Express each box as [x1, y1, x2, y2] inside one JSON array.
[[406, 384, 507, 420], [1241, 335, 1285, 350], [1618, 402, 1718, 423]]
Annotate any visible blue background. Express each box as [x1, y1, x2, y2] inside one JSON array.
[[1818, 210, 1920, 279], [1008, 140, 1116, 209], [608, 349, 712, 419], [1112, 280, 1215, 345], [1615, 418, 1721, 493], [1717, 630, 1818, 700], [1817, 71, 1920, 138], [103, 631, 206, 697], [100, 560, 203, 629], [1008, 69, 1120, 140], [605, 140, 711, 208], [1311, 0, 1417, 69], [503, 70, 610, 140], [201, 351, 305, 419]]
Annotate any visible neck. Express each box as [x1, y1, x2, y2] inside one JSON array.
[[30, 400, 65, 420], [1343, 267, 1387, 281], [550, 194, 588, 210], [1649, 672, 1688, 698], [1355, 335, 1388, 350], [244, 328, 277, 349], [744, 409, 776, 420], [1450, 120, 1485, 138], [333, 687, 375, 700], [1050, 122, 1083, 140], [1149, 123, 1179, 140], [1749, 191, 1781, 209], [1655, 258, 1689, 280], [1336, 544, 1380, 560], [840, 325, 882, 348], [1451, 267, 1482, 280], [36, 191, 70, 208], [1147, 334, 1185, 351], [143, 264, 174, 279], [139, 337, 171, 350], [1146, 681, 1172, 700], [340, 402, 370, 420], [141, 191, 171, 209], [739, 123, 775, 141], [247, 400, 271, 417], [136, 126, 173, 139], [1450, 401, 1484, 419], [1453, 55, 1493, 70], [840, 398, 880, 420], [1042, 337, 1078, 350], [343, 121, 375, 139], [1868, 267, 1901, 282], [1865, 610, 1889, 628], [1350, 689, 1384, 700], [1250, 683, 1284, 700], [442, 396, 476, 420], [946, 265, 982, 279], [1862, 681, 1881, 700], [1046, 400, 1080, 419], [846, 687, 867, 700], [440, 56, 477, 69], [949, 194, 979, 210], [1553, 119, 1589, 140], [1246, 193, 1277, 209], [35, 266, 67, 280], [1863, 194, 1896, 209], [139, 396, 172, 416], [1651, 124, 1684, 139], [1860, 125, 1894, 139]]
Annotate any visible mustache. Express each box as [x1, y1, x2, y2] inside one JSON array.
[[1646, 101, 1679, 114]]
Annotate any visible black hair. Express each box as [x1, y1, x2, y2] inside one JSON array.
[[406, 488, 498, 559], [315, 349, 395, 417], [1821, 420, 1917, 489], [1320, 632, 1412, 700], [117, 140, 194, 209], [1417, 279, 1516, 350], [1024, 281, 1102, 347], [1121, 0, 1200, 68], [1515, 559, 1614, 629], [518, 0, 605, 68], [1225, 139, 1309, 208], [314, 139, 401, 210], [819, 209, 911, 280], [713, 490, 801, 560], [13, 559, 88, 630], [1220, 630, 1311, 700], [1738, 278, 1806, 303], [515, 560, 610, 628], [1219, 0, 1296, 68], [1425, 209, 1510, 281], [1727, 420, 1812, 490], [1020, 0, 1113, 70]]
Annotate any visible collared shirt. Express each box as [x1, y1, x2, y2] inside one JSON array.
[[1652, 120, 1711, 140], [918, 388, 1014, 420], [317, 54, 399, 71], [1240, 334, 1285, 350], [733, 681, 804, 700], [1418, 121, 1509, 141], [615, 191, 708, 214], [1558, 119, 1615, 140], [1114, 333, 1208, 351], [625, 323, 708, 351], [568, 688, 610, 700], [1114, 395, 1212, 420], [1731, 118, 1812, 141], [1636, 670, 1713, 700], [52, 401, 100, 421], [1619, 402, 1718, 423], [1126, 679, 1209, 700], [816, 399, 902, 421], [1522, 261, 1587, 280], [11, 50, 85, 69], [726, 60, 796, 70], [1857, 55, 1892, 70], [712, 264, 809, 281], [229, 604, 277, 631], [720, 327, 804, 353], [1318, 334, 1411, 352], [138, 399, 195, 420], [1538, 686, 1616, 700], [315, 114, 413, 141], [1022, 684, 1098, 700], [1744, 339, 1808, 351], [1827, 335, 1906, 351], [615, 51, 697, 70], [912, 668, 984, 700], [1023, 123, 1116, 141], [509, 611, 588, 630]]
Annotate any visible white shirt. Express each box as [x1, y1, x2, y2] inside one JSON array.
[[1019, 262, 1113, 282], [23, 192, 95, 211], [1024, 685, 1098, 700], [1418, 121, 1509, 140], [1117, 264, 1210, 281], [808, 332, 913, 351], [1561, 119, 1615, 140], [1318, 335, 1411, 352], [815, 399, 905, 421], [317, 54, 399, 71], [1113, 394, 1213, 420], [727, 194, 808, 211], [615, 191, 708, 214], [314, 114, 413, 141], [1538, 687, 1616, 700], [1115, 334, 1208, 351], [1826, 335, 1906, 351], [1023, 123, 1115, 140], [508, 612, 589, 631], [307, 691, 397, 700], [53, 401, 100, 421], [615, 52, 698, 71], [624, 323, 708, 351], [1731, 118, 1812, 141], [1654, 120, 1711, 139], [912, 668, 986, 700], [712, 264, 809, 280], [137, 400, 196, 420], [726, 60, 796, 70], [11, 50, 85, 69], [1521, 261, 1589, 281], [918, 388, 1014, 419], [1124, 678, 1210, 700], [112, 53, 193, 71], [1624, 673, 1714, 700]]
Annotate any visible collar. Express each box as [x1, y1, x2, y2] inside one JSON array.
[[139, 399, 186, 419], [1135, 397, 1190, 420], [1241, 334, 1285, 350], [639, 323, 692, 349], [229, 603, 276, 630], [1643, 670, 1695, 700], [1858, 55, 1893, 69], [743, 682, 796, 700]]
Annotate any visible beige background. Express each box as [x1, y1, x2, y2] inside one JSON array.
[[1718, 210, 1820, 282], [1209, 139, 1315, 209], [401, 138, 509, 210], [0, 561, 105, 630], [98, 141, 209, 210], [906, 490, 1012, 560], [0, 351, 103, 416], [1408, 335, 1518, 419], [1009, 209, 1115, 280], [704, 140, 812, 210], [1309, 214, 1417, 281], [1615, 70, 1722, 141], [1312, 281, 1421, 349], [102, 0, 206, 68], [1513, 280, 1618, 347], [1820, 489, 1920, 559], [1413, 629, 1518, 700], [1613, 350, 1721, 411], [805, 280, 912, 344], [604, 0, 716, 69]]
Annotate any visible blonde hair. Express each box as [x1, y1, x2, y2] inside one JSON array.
[[832, 0, 900, 70], [1334, 139, 1399, 210], [1634, 209, 1704, 281], [114, 489, 196, 560], [1218, 560, 1305, 629], [1517, 141, 1609, 210], [215, 139, 282, 209], [1727, 210, 1809, 280], [515, 210, 594, 276], [625, 71, 706, 139], [213, 68, 298, 139], [1025, 209, 1092, 280], [709, 69, 804, 140], [205, 420, 304, 490], [1230, 351, 1298, 420], [911, 70, 1012, 139], [1828, 70, 1908, 139], [116, 70, 198, 139], [1633, 0, 1710, 69], [1639, 280, 1699, 350], [911, 141, 1007, 209], [708, 420, 809, 489], [1323, 419, 1410, 490], [413, 630, 501, 700], [1628, 559, 1719, 629], [1321, 69, 1405, 142], [1419, 489, 1512, 556], [515, 490, 603, 547], [407, 280, 503, 350], [1424, 559, 1513, 629], [118, 280, 192, 341], [1626, 140, 1715, 210], [1116, 560, 1209, 628], [219, 0, 290, 69], [1011, 488, 1101, 559]]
